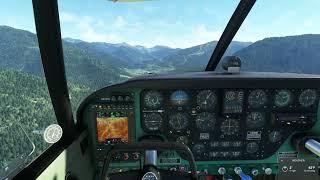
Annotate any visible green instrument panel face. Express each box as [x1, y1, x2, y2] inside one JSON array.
[[79, 75, 320, 178]]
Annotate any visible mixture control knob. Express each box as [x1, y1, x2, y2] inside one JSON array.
[[218, 167, 226, 175], [264, 168, 272, 175]]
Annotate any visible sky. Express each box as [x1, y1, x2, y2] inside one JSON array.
[[1, 0, 320, 48]]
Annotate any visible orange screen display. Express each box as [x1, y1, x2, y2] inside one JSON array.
[[96, 117, 129, 143]]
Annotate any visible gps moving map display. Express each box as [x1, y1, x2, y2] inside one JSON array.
[[96, 113, 129, 143]]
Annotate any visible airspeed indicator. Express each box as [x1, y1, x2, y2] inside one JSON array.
[[196, 90, 217, 110]]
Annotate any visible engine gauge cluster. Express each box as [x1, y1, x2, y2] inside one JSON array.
[[223, 90, 244, 113], [140, 88, 318, 160]]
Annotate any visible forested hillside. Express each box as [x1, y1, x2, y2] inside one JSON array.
[[0, 26, 128, 90], [160, 41, 251, 72], [235, 34, 320, 74], [0, 69, 90, 169]]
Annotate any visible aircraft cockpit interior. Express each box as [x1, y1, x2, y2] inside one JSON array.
[[1, 0, 320, 180]]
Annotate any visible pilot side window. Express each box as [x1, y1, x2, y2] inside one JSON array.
[[0, 1, 58, 177]]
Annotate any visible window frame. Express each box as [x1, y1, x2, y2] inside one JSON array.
[[14, 0, 78, 179]]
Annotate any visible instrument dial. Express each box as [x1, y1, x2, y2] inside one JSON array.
[[143, 90, 163, 109], [246, 112, 265, 129], [248, 90, 267, 108], [195, 112, 216, 131], [274, 90, 292, 108], [169, 113, 189, 131], [170, 90, 189, 106], [196, 90, 217, 110], [192, 143, 205, 155], [142, 113, 162, 131], [268, 131, 282, 143], [220, 119, 240, 135], [246, 142, 259, 154], [299, 89, 317, 107]]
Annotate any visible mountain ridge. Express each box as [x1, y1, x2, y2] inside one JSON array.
[[2, 25, 320, 87]]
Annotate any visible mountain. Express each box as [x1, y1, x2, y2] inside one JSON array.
[[0, 26, 129, 89], [3, 25, 320, 86], [160, 41, 252, 71], [148, 45, 181, 59], [68, 40, 181, 66], [64, 38, 84, 43], [0, 68, 91, 169], [235, 34, 320, 74]]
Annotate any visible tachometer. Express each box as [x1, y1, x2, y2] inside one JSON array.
[[169, 113, 189, 131], [299, 89, 318, 107], [143, 90, 163, 109], [246, 112, 265, 129], [248, 90, 267, 108], [220, 119, 240, 135], [195, 112, 216, 131], [170, 90, 189, 106], [142, 113, 162, 132], [274, 90, 292, 108], [196, 90, 217, 110]]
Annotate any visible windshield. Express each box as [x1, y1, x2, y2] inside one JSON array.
[[56, 0, 320, 118]]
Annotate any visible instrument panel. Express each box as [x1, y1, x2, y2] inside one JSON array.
[[141, 89, 318, 160], [77, 72, 320, 177]]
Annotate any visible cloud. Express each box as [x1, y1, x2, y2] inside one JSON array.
[[82, 29, 120, 42], [59, 11, 123, 43], [60, 12, 78, 23], [58, 12, 224, 48], [114, 16, 127, 28], [193, 24, 221, 41]]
